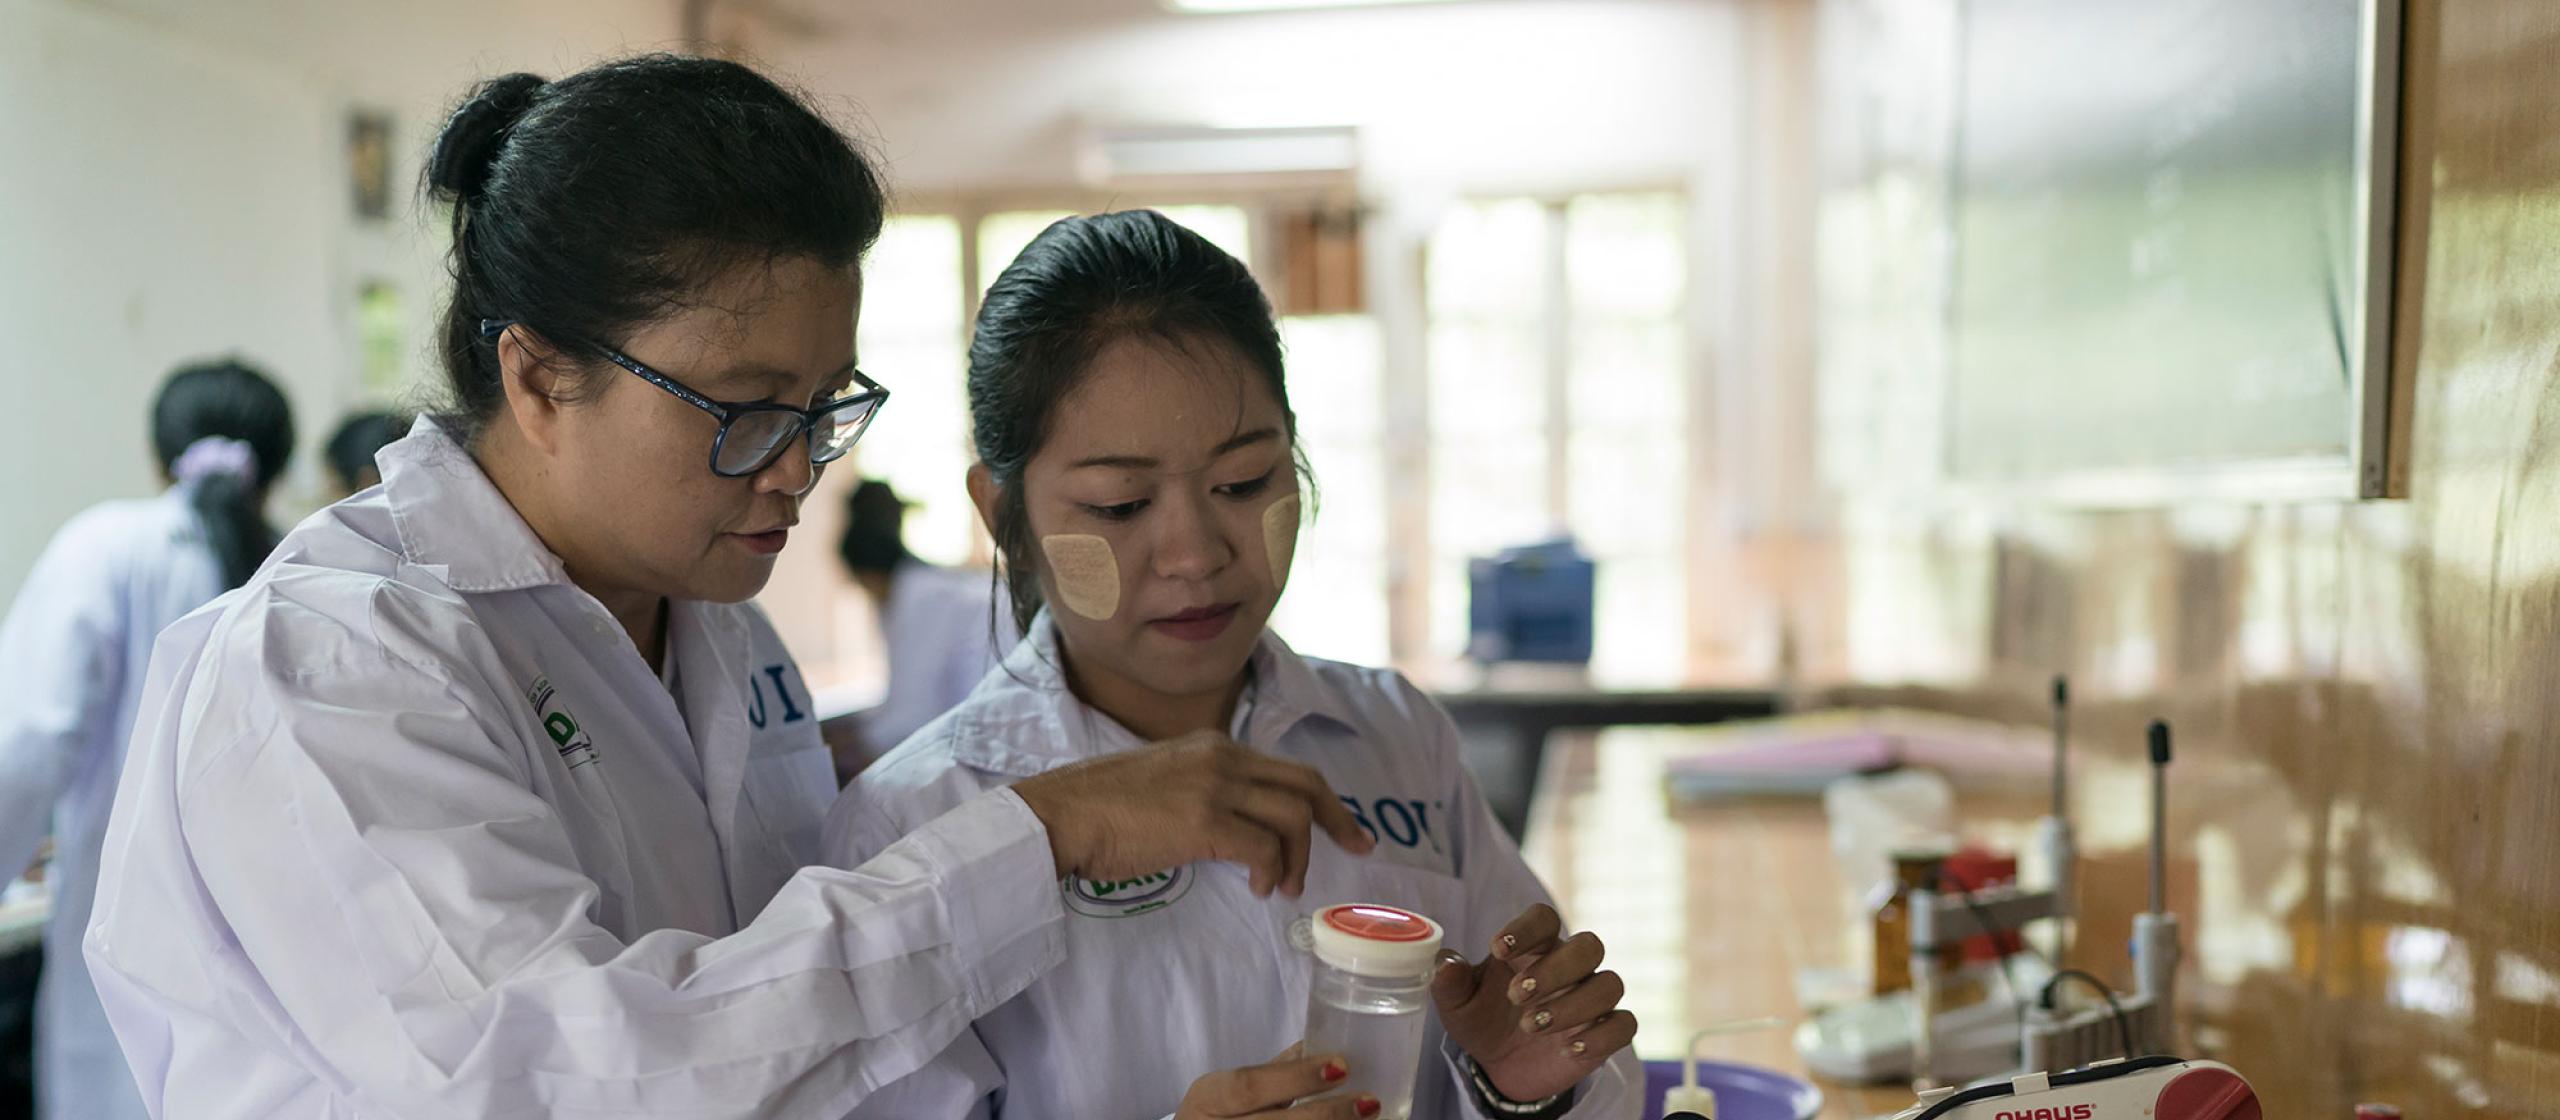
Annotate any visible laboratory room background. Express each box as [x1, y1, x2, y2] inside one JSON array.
[[3, 1, 2552, 1119]]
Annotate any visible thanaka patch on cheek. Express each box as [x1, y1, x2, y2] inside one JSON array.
[[1040, 534, 1122, 620], [1262, 494, 1301, 590]]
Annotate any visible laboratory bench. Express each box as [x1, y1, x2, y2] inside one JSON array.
[[1516, 724, 2055, 1120], [1430, 667, 1780, 839]]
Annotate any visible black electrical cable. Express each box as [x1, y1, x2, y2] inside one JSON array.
[[1931, 868, 2036, 1027], [1908, 1055, 2183, 1120], [2041, 967, 2135, 1060]]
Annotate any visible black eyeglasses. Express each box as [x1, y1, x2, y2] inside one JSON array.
[[479, 319, 888, 478]]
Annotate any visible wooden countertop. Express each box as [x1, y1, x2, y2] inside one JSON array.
[[1517, 726, 2052, 1120]]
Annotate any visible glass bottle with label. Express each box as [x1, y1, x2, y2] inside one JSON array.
[[1872, 848, 1958, 995]]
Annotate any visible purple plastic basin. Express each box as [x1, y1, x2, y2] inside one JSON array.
[[1641, 1058, 1825, 1120]]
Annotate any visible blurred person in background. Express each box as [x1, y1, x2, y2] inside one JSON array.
[[824, 478, 1014, 779], [321, 409, 411, 498], [0, 359, 295, 1120]]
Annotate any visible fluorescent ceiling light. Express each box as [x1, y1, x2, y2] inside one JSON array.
[[1168, 0, 1461, 13], [1084, 126, 1359, 182]]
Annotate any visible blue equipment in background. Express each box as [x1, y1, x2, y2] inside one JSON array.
[[1466, 537, 1596, 664]]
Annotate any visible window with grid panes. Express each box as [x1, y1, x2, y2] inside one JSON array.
[[1423, 192, 1688, 684], [1565, 193, 1687, 685], [1425, 199, 1554, 664], [1269, 313, 1390, 667]]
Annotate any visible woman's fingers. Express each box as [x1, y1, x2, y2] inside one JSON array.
[[1017, 732, 1370, 894], [1518, 969, 1626, 1036], [1237, 750, 1375, 854], [1552, 1009, 1640, 1066], [1229, 783, 1317, 898], [1194, 1051, 1349, 1113], [1507, 930, 1604, 1004], [1253, 1096, 1379, 1120], [1428, 949, 1481, 1012], [1506, 930, 1604, 1004], [1490, 903, 1564, 961], [1202, 811, 1286, 897]]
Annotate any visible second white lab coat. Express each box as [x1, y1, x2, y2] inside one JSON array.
[[825, 615, 1641, 1120], [0, 490, 222, 1120], [83, 421, 1069, 1119]]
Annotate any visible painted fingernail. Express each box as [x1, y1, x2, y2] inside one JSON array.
[[1356, 1096, 1382, 1118], [1530, 1009, 1554, 1032], [1512, 976, 1538, 1003], [1321, 1061, 1348, 1083], [1569, 1039, 1588, 1057], [1498, 933, 1519, 956]]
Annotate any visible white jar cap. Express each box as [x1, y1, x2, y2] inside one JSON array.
[[1311, 903, 1445, 978]]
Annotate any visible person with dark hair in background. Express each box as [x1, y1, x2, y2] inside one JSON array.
[[321, 409, 411, 498], [0, 359, 294, 1120], [824, 478, 1014, 780], [82, 56, 1369, 1119]]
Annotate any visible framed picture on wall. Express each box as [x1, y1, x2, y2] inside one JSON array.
[[349, 110, 393, 221]]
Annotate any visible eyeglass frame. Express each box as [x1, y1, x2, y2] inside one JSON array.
[[477, 318, 889, 479]]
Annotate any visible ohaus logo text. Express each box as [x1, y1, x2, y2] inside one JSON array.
[[1995, 1107, 2095, 1120]]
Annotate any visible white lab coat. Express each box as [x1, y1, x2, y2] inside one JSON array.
[[0, 490, 222, 1120], [83, 420, 1069, 1119], [825, 615, 1642, 1120], [857, 559, 1012, 753]]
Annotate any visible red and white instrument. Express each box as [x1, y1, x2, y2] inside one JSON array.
[[1889, 1056, 2259, 1120]]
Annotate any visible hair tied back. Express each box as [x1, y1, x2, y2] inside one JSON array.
[[426, 72, 547, 201]]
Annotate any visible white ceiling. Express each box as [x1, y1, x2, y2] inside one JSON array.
[[746, 0, 1739, 196], [735, 0, 1532, 47]]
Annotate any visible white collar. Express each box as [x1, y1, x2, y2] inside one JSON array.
[[945, 610, 1358, 777], [378, 418, 572, 594]]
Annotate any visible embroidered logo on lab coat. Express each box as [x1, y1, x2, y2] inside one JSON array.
[[746, 664, 808, 729], [1062, 867, 1193, 918], [526, 675, 599, 769]]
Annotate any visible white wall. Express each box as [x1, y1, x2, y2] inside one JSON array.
[[0, 0, 676, 600]]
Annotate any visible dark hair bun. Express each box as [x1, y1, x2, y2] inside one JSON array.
[[427, 72, 547, 200]]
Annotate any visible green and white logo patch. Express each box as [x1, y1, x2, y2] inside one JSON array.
[[526, 675, 599, 769], [1062, 867, 1192, 919]]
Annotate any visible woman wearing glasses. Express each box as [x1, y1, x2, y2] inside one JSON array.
[[85, 55, 1369, 1120]]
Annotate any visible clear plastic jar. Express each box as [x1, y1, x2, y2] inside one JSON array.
[[1301, 903, 1444, 1120]]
